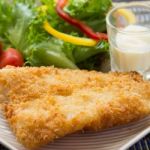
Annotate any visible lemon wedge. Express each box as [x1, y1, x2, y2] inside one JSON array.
[[115, 8, 136, 24]]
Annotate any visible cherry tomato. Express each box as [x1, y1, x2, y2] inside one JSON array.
[[0, 48, 24, 68]]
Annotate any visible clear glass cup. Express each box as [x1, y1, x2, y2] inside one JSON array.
[[106, 4, 150, 80]]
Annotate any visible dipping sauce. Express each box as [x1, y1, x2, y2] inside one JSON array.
[[110, 25, 150, 74]]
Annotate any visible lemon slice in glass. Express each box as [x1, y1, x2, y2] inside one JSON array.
[[115, 8, 136, 24]]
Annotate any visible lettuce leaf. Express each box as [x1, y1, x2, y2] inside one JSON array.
[[65, 0, 112, 19], [0, 0, 35, 51], [27, 41, 78, 69]]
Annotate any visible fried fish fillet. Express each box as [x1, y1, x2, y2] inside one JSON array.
[[0, 67, 150, 149]]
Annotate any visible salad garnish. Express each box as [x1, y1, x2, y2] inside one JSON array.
[[0, 0, 112, 70]]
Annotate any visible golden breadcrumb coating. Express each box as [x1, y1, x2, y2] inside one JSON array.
[[0, 67, 150, 149]]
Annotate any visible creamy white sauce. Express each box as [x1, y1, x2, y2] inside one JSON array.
[[111, 25, 150, 73]]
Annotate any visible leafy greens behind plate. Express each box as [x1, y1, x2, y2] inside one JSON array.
[[0, 0, 111, 70]]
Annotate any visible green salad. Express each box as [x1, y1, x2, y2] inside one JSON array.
[[0, 0, 112, 70]]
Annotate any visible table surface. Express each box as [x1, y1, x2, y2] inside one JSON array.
[[0, 0, 150, 150]]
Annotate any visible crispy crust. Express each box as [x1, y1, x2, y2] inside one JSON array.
[[0, 67, 150, 149]]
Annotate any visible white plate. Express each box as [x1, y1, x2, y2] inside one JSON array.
[[0, 111, 149, 150]]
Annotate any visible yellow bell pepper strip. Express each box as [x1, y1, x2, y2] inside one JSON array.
[[43, 21, 98, 47]]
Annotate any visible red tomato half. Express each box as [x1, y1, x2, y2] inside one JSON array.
[[0, 48, 24, 68]]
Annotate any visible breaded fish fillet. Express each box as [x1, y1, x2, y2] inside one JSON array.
[[0, 67, 150, 149]]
